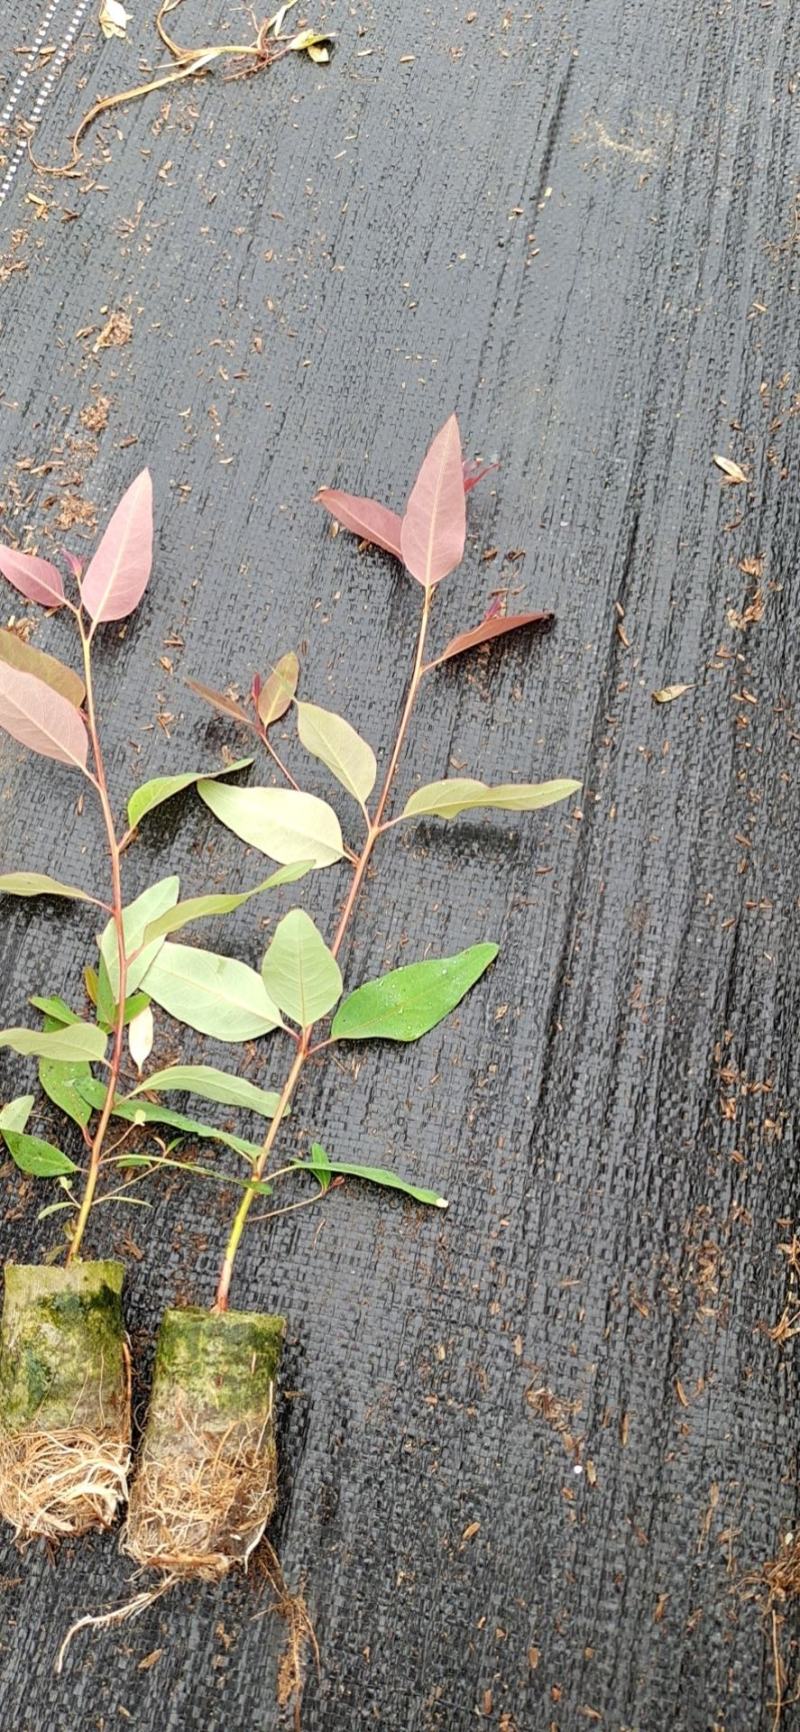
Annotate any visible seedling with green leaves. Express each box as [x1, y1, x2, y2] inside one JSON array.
[[123, 414, 580, 1581]]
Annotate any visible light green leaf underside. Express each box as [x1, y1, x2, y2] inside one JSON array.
[[0, 1095, 35, 1134], [140, 942, 284, 1041], [294, 1143, 447, 1208], [198, 780, 344, 869], [0, 1023, 107, 1063], [76, 1077, 264, 1162], [128, 1063, 281, 1119], [141, 862, 312, 945], [261, 908, 342, 1029], [330, 942, 499, 1043], [126, 756, 253, 830], [402, 777, 581, 821], [0, 872, 96, 903], [99, 874, 180, 1001], [296, 700, 377, 804]]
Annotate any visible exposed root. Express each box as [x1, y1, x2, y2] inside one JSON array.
[[55, 1578, 175, 1674], [124, 1396, 277, 1579], [760, 1534, 800, 1728], [254, 1538, 319, 1726], [0, 1424, 130, 1543], [765, 1534, 800, 1604]]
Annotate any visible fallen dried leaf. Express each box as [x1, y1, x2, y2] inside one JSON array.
[[652, 683, 692, 704], [713, 454, 749, 485], [99, 0, 132, 39]]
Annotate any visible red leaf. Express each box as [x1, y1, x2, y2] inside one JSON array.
[[432, 611, 553, 667], [186, 677, 255, 728], [81, 469, 153, 623], [0, 662, 89, 770], [316, 489, 403, 559], [462, 459, 499, 494], [0, 545, 65, 609], [400, 414, 466, 588]]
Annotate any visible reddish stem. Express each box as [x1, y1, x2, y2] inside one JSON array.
[[66, 620, 128, 1263]]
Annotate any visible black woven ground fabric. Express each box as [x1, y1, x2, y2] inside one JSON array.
[[0, 3, 799, 1729]]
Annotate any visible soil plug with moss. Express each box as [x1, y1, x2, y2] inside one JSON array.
[[123, 414, 581, 1581], [0, 475, 294, 1541], [125, 1306, 283, 1576], [0, 1262, 129, 1540]]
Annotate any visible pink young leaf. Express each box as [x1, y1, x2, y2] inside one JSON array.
[[62, 550, 84, 581], [81, 469, 153, 624], [400, 414, 466, 588], [462, 458, 499, 494], [0, 545, 65, 609], [432, 610, 554, 668], [0, 661, 89, 770], [483, 596, 503, 622], [316, 489, 403, 559]]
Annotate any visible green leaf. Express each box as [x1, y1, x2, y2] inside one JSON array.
[[198, 781, 344, 869], [76, 1077, 264, 1162], [293, 1143, 447, 1208], [401, 777, 581, 821], [257, 652, 299, 727], [261, 909, 342, 1029], [141, 863, 313, 945], [96, 953, 115, 1027], [126, 756, 253, 831], [127, 1064, 281, 1119], [140, 942, 284, 1041], [0, 1023, 107, 1063], [2, 1130, 78, 1177], [0, 1095, 35, 1133], [306, 1138, 332, 1192], [330, 942, 499, 1043], [296, 701, 377, 805], [99, 874, 180, 1000], [97, 989, 151, 1035], [0, 872, 96, 903], [30, 994, 81, 1025], [106, 1149, 272, 1195], [39, 1057, 93, 1129]]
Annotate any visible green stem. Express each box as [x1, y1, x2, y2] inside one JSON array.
[[213, 588, 434, 1310], [66, 621, 128, 1263]]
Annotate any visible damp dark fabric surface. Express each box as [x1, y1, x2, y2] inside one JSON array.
[[0, 3, 799, 1728]]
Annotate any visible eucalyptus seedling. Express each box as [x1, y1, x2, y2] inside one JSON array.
[[0, 477, 294, 1542], [123, 414, 581, 1583]]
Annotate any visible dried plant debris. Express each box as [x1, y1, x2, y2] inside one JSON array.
[[651, 683, 692, 704], [32, 0, 335, 176], [713, 454, 750, 485]]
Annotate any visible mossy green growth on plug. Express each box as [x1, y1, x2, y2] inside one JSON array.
[[0, 1262, 126, 1432], [150, 1305, 284, 1419]]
